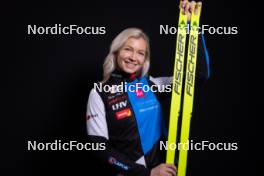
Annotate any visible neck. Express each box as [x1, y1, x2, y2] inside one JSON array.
[[111, 69, 141, 82]]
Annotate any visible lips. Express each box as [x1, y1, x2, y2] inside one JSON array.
[[124, 60, 137, 69]]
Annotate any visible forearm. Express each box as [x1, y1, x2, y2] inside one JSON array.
[[89, 135, 151, 176]]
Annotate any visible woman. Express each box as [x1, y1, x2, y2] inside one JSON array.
[[86, 1, 209, 176]]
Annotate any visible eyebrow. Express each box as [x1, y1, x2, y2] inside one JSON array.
[[138, 50, 146, 53], [123, 45, 146, 52]]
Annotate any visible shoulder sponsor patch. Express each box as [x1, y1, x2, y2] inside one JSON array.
[[86, 114, 98, 120]]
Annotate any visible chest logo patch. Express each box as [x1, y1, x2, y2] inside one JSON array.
[[112, 100, 128, 111], [135, 89, 145, 97], [115, 108, 131, 120]]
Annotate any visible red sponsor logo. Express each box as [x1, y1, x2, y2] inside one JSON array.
[[136, 89, 144, 97], [115, 108, 131, 120], [108, 95, 127, 105], [86, 114, 98, 120]]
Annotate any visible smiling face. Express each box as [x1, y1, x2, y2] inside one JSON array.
[[116, 37, 147, 74]]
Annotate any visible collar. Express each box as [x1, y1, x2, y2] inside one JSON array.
[[110, 69, 140, 82]]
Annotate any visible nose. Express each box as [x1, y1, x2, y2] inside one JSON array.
[[129, 51, 137, 62]]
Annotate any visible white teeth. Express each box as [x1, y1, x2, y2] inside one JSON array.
[[124, 61, 137, 66]]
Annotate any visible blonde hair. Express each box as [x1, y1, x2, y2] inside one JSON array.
[[102, 28, 150, 82]]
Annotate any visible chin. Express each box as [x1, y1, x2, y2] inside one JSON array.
[[123, 69, 136, 74], [124, 66, 142, 74]]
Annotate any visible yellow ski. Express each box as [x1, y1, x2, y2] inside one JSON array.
[[178, 4, 202, 176], [166, 6, 188, 164]]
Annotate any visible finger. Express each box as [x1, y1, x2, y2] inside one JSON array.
[[167, 164, 177, 171], [164, 167, 176, 176], [159, 164, 175, 176], [190, 1, 196, 13], [184, 2, 190, 14], [197, 1, 202, 8], [180, 0, 186, 8], [161, 171, 172, 176], [180, 0, 188, 11], [195, 2, 202, 15]]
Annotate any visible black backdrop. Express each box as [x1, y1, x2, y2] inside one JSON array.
[[4, 1, 253, 176]]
